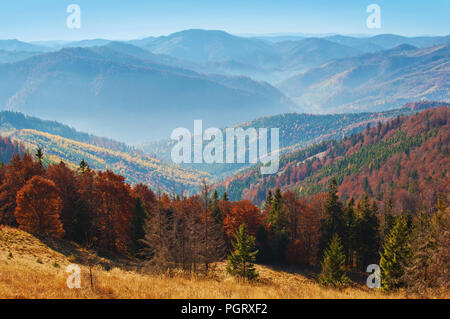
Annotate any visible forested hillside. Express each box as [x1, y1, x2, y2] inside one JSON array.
[[0, 111, 131, 152], [143, 101, 447, 177], [215, 106, 450, 215], [0, 135, 25, 163], [0, 112, 209, 193]]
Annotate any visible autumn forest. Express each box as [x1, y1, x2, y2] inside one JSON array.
[[0, 106, 448, 298]]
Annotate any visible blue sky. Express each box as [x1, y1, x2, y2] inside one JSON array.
[[1, 0, 449, 41]]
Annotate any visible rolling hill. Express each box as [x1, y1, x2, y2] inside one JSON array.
[[274, 38, 363, 73], [0, 50, 42, 64], [0, 111, 209, 193], [0, 225, 410, 299]]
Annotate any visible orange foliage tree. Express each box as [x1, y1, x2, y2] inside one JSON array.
[[14, 176, 64, 237], [93, 170, 133, 254], [223, 200, 262, 240], [0, 153, 42, 226], [46, 161, 78, 235], [131, 183, 156, 211]]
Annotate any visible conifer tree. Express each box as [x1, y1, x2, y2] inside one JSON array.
[[78, 159, 90, 174], [318, 233, 349, 287], [402, 210, 435, 294], [319, 178, 345, 260], [381, 197, 395, 243], [71, 198, 93, 245], [343, 198, 357, 267], [35, 147, 44, 167], [355, 194, 379, 270], [379, 215, 411, 291], [227, 223, 259, 281], [267, 188, 289, 262], [128, 198, 148, 257], [267, 188, 285, 232]]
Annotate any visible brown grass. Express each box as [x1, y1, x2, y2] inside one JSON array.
[[0, 226, 446, 299]]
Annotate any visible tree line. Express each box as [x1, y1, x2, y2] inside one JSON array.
[[0, 149, 448, 293]]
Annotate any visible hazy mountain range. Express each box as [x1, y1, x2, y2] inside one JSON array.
[[0, 29, 448, 144], [0, 42, 293, 143], [279, 43, 450, 113]]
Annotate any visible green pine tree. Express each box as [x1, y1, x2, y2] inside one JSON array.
[[355, 194, 379, 270], [78, 159, 90, 174], [35, 147, 44, 167], [226, 223, 259, 281], [264, 189, 273, 211], [267, 188, 285, 231], [381, 197, 395, 243], [402, 210, 436, 294], [128, 198, 148, 257], [319, 178, 345, 260], [267, 188, 289, 263], [318, 233, 349, 288], [343, 198, 357, 267], [379, 215, 411, 291]]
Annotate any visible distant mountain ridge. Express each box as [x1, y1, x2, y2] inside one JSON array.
[[0, 44, 293, 143], [278, 43, 450, 113], [5, 30, 447, 83], [0, 30, 447, 140]]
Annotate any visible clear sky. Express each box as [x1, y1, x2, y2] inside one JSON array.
[[1, 0, 449, 41]]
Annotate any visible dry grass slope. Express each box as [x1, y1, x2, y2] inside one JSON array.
[[0, 226, 444, 299]]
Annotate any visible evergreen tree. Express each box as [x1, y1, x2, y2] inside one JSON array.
[[318, 233, 349, 287], [379, 215, 411, 291], [381, 197, 395, 243], [343, 198, 357, 267], [267, 188, 286, 232], [319, 178, 345, 260], [267, 188, 289, 263], [35, 147, 44, 167], [78, 159, 90, 174], [255, 225, 271, 263], [402, 210, 435, 294], [70, 199, 93, 245], [128, 198, 148, 257], [222, 191, 229, 201], [226, 223, 259, 281], [355, 194, 379, 270]]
